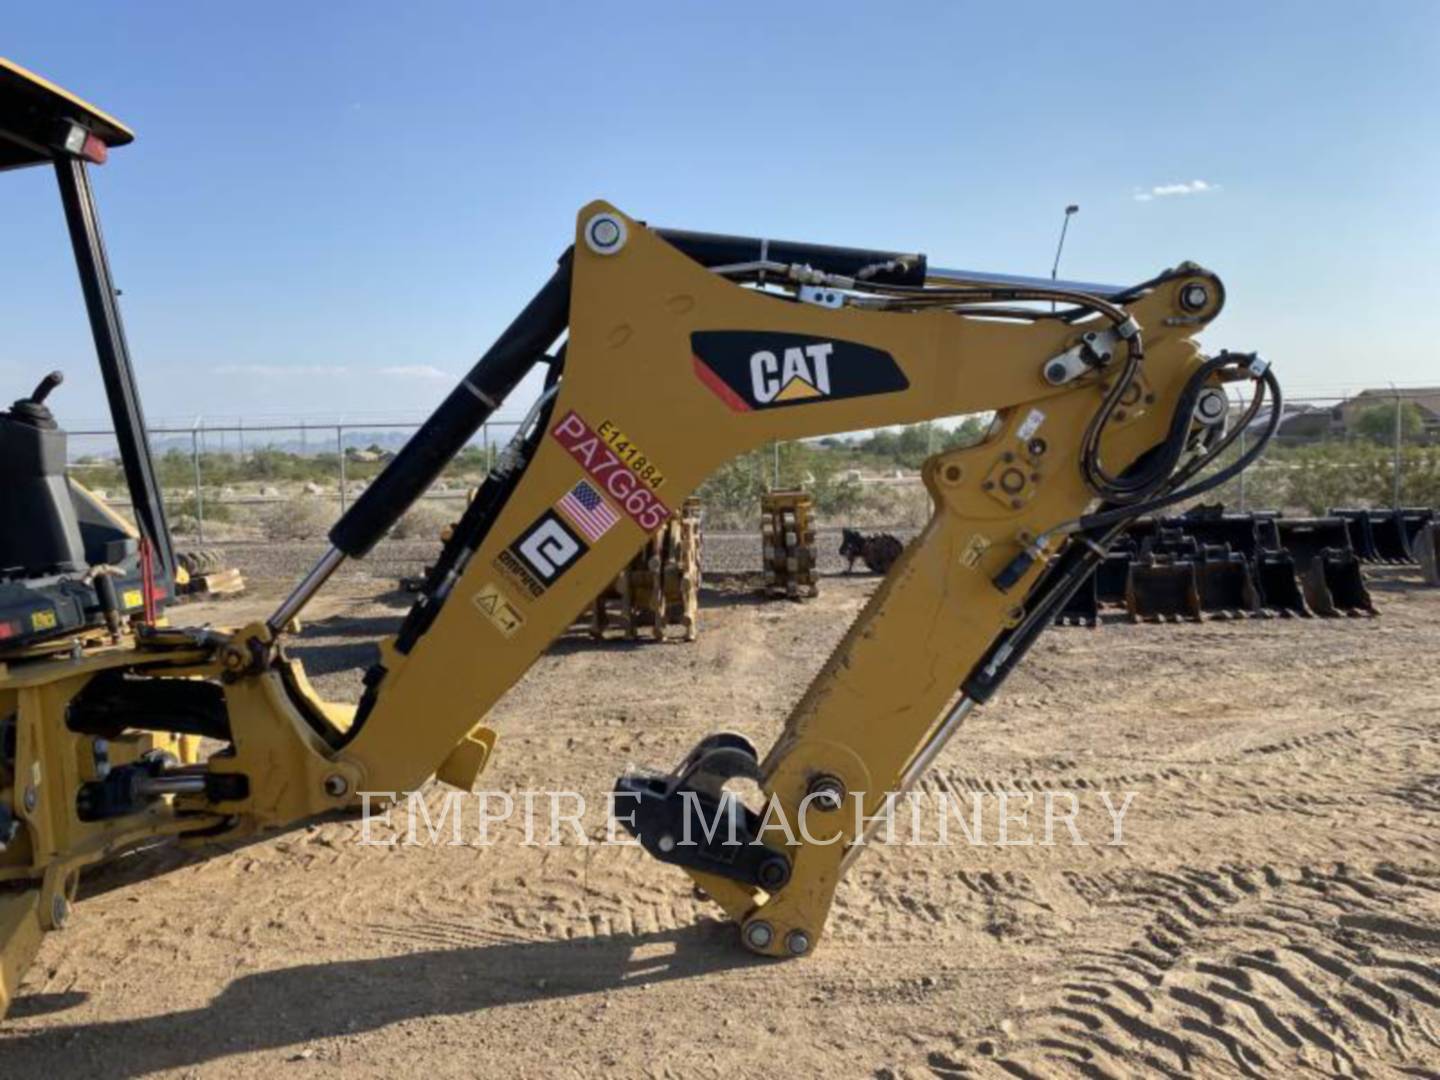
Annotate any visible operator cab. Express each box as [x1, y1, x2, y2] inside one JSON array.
[[0, 58, 173, 652]]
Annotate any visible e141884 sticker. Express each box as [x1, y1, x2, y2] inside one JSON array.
[[595, 419, 665, 491]]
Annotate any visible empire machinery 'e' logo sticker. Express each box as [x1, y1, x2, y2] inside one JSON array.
[[550, 411, 672, 530], [494, 510, 590, 599], [690, 331, 910, 412]]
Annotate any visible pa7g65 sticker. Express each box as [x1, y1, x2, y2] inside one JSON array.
[[691, 331, 909, 412], [550, 411, 672, 530]]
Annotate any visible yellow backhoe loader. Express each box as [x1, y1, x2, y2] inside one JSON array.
[[0, 58, 1280, 1015]]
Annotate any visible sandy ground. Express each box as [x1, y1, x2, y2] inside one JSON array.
[[2, 540, 1439, 1079]]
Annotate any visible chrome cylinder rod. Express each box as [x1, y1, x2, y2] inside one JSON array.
[[266, 546, 345, 635], [839, 695, 976, 873], [926, 266, 1126, 298], [134, 774, 208, 797]]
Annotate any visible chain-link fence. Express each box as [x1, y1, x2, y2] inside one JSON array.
[[66, 418, 520, 543], [63, 392, 1439, 541], [1211, 391, 1440, 515]]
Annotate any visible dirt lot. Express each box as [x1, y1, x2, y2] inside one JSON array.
[[3, 540, 1439, 1078]]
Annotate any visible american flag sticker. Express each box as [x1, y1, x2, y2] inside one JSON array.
[[556, 480, 619, 542]]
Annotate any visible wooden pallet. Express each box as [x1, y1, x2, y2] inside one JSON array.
[[180, 566, 246, 598]]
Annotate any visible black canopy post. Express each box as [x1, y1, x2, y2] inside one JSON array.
[[53, 155, 175, 579]]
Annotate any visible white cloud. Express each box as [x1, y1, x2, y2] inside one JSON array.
[[379, 365, 450, 380], [1133, 179, 1220, 202], [215, 364, 349, 377]]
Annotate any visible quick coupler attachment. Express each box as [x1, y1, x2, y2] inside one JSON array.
[[614, 732, 792, 892]]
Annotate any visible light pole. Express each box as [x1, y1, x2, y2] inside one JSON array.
[[1051, 204, 1079, 281]]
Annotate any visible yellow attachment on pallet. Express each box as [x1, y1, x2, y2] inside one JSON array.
[[587, 497, 702, 641], [760, 489, 818, 599]]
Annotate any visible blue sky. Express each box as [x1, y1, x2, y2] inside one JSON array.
[[4, 1, 1437, 428]]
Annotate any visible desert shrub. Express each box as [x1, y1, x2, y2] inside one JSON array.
[[1203, 438, 1440, 514], [259, 497, 334, 541], [849, 418, 989, 469], [800, 450, 862, 521], [694, 451, 771, 527], [1398, 450, 1440, 506], [853, 483, 931, 528], [390, 502, 454, 540], [170, 494, 234, 524], [1279, 446, 1377, 514], [169, 513, 200, 536]]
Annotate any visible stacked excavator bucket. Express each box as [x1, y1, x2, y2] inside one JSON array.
[[588, 497, 703, 641], [1195, 545, 1262, 617], [1126, 553, 1202, 622], [1253, 548, 1310, 617], [1332, 507, 1440, 586], [1053, 502, 1440, 626], [1119, 525, 1262, 621], [1274, 518, 1376, 616], [761, 490, 819, 599], [1418, 521, 1440, 586], [1116, 524, 1261, 622], [1123, 527, 1200, 622]]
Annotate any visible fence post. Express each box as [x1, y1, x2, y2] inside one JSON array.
[[772, 441, 780, 488], [190, 424, 205, 544], [336, 423, 348, 515], [1393, 390, 1403, 509], [1237, 426, 1247, 512], [337, 424, 348, 513]]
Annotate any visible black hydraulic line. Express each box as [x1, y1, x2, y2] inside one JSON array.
[[963, 530, 1117, 703], [972, 361, 1281, 699], [967, 441, 1192, 701], [328, 254, 573, 558], [53, 157, 175, 580], [392, 348, 566, 656], [655, 228, 926, 287], [1075, 367, 1281, 532]]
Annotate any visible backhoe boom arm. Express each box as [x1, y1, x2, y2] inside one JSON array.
[[1, 201, 1272, 1008], [207, 203, 1262, 953]]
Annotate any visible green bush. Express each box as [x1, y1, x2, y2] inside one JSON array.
[[1350, 402, 1425, 445], [1209, 440, 1438, 514]]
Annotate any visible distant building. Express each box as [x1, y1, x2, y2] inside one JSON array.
[[1240, 402, 1333, 443], [1337, 388, 1440, 437], [1238, 389, 1440, 444]]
